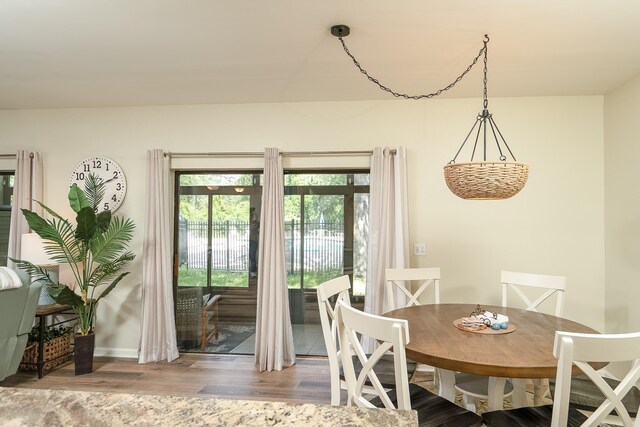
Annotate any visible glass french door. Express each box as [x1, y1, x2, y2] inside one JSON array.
[[284, 172, 369, 356], [175, 173, 260, 354]]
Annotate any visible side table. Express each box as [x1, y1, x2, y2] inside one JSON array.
[[34, 304, 76, 378]]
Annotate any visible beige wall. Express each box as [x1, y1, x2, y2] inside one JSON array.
[[0, 95, 605, 356], [604, 74, 640, 334]]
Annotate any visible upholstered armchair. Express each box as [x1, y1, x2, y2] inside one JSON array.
[[0, 269, 41, 381]]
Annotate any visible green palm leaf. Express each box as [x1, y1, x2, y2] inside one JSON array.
[[96, 210, 111, 232], [84, 173, 107, 211], [90, 217, 135, 264], [68, 183, 90, 213], [33, 200, 65, 220], [95, 272, 130, 302], [44, 217, 83, 264], [75, 206, 97, 242], [89, 252, 135, 287], [22, 209, 81, 265], [49, 285, 84, 307], [10, 259, 59, 288]]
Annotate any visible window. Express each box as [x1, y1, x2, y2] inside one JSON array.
[[284, 172, 369, 296], [0, 173, 14, 266], [176, 173, 261, 290], [174, 169, 369, 356]]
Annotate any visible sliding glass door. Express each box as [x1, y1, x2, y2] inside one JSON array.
[[174, 170, 369, 357], [175, 173, 261, 354], [284, 172, 369, 356]]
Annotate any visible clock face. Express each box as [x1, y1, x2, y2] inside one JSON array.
[[69, 156, 127, 212]]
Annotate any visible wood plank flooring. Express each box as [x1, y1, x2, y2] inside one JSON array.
[[0, 354, 337, 405]]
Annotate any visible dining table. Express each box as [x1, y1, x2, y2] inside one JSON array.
[[384, 303, 602, 411]]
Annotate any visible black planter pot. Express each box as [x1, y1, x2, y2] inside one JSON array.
[[74, 333, 95, 375]]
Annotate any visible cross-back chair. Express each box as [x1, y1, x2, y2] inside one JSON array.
[[502, 270, 566, 316], [549, 371, 640, 424], [385, 267, 441, 309], [317, 275, 352, 406], [317, 275, 416, 406], [335, 300, 483, 426], [456, 271, 567, 412], [385, 267, 443, 387], [483, 330, 640, 427]]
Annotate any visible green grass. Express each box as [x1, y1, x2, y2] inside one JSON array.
[[177, 267, 248, 287], [177, 266, 364, 295], [287, 269, 342, 289]]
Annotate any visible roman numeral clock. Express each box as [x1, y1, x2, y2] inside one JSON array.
[[69, 156, 127, 212]]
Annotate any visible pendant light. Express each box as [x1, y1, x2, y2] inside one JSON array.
[[330, 26, 528, 200]]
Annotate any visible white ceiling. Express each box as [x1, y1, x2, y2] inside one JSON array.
[[1, 0, 640, 109]]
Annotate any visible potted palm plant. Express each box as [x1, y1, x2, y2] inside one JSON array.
[[12, 174, 135, 375]]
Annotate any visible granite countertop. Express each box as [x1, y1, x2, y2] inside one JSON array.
[[0, 387, 418, 426]]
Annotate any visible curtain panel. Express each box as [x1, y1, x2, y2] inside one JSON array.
[[254, 147, 296, 372], [8, 151, 43, 269], [363, 147, 410, 351], [139, 149, 179, 363]]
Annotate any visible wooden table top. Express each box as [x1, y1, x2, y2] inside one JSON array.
[[385, 303, 601, 378], [35, 304, 72, 316]]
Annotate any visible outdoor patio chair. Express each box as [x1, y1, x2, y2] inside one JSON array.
[[176, 287, 222, 351]]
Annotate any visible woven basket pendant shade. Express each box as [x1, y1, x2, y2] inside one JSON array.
[[444, 161, 528, 200], [443, 104, 529, 200]]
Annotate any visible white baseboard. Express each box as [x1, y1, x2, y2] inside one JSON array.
[[94, 347, 138, 359]]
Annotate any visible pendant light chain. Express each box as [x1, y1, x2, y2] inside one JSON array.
[[336, 34, 489, 100], [483, 36, 489, 109]]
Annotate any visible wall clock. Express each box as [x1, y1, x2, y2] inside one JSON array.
[[69, 156, 127, 212]]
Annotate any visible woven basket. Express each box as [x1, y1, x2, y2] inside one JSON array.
[[444, 162, 529, 200], [20, 333, 72, 372]]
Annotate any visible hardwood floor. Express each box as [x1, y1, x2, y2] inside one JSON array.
[[0, 354, 337, 405]]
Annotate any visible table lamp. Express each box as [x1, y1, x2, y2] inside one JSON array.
[[21, 232, 58, 306]]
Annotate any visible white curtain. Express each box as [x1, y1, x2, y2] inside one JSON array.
[[363, 147, 410, 351], [139, 149, 179, 363], [254, 148, 296, 372], [8, 151, 43, 269]]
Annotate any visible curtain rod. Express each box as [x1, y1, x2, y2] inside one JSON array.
[[165, 150, 379, 158], [0, 153, 35, 159]]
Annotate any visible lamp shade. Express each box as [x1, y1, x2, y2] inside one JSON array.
[[20, 233, 59, 305], [21, 233, 56, 265]]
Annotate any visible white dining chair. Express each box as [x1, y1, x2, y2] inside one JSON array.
[[482, 330, 640, 427], [335, 300, 483, 427], [549, 369, 640, 423], [317, 275, 352, 406], [385, 267, 439, 373], [456, 270, 566, 411], [385, 267, 441, 310], [386, 267, 492, 403], [317, 275, 416, 405]]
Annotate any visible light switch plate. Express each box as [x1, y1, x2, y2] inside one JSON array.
[[414, 243, 426, 256]]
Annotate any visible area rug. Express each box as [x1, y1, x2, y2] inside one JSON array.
[[411, 370, 552, 414], [179, 323, 255, 354], [204, 323, 255, 353]]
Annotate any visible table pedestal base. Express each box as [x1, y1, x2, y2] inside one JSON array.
[[438, 370, 529, 411]]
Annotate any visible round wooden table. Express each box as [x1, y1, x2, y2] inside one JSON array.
[[385, 303, 602, 410]]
